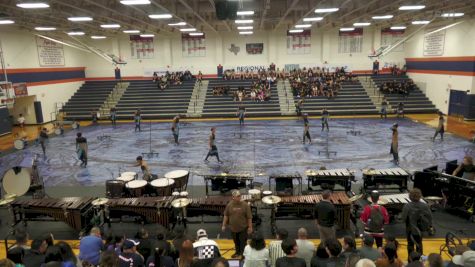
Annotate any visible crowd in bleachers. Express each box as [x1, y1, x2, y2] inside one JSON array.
[[289, 67, 356, 99], [152, 71, 194, 90], [213, 70, 276, 102], [378, 80, 416, 95]]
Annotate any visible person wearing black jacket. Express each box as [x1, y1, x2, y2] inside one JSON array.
[[23, 239, 47, 267]]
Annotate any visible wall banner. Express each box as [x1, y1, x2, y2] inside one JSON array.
[[287, 30, 311, 54], [182, 33, 206, 57], [13, 83, 28, 97], [130, 35, 154, 59], [423, 30, 445, 56], [338, 28, 363, 54], [36, 36, 65, 66], [246, 43, 263, 55], [381, 28, 405, 52]]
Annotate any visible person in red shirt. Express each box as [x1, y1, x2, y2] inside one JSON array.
[[360, 191, 389, 248]]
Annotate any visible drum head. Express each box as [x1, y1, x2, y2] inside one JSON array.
[[151, 178, 175, 188], [117, 176, 135, 182], [263, 190, 272, 195], [126, 180, 148, 189], [3, 167, 31, 196], [121, 172, 137, 178], [14, 140, 24, 150], [164, 170, 189, 179], [249, 189, 261, 194]]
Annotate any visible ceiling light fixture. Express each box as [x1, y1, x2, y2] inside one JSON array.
[[235, 19, 253, 24], [120, 0, 151, 5], [101, 24, 121, 28], [123, 30, 140, 33], [412, 20, 430, 25], [390, 26, 406, 30], [168, 22, 187, 26], [180, 28, 196, 32], [148, 14, 172, 19], [353, 22, 371, 26], [239, 31, 253, 35], [340, 27, 355, 31], [295, 24, 311, 28], [237, 11, 254, 16], [237, 26, 253, 30], [303, 17, 323, 22], [68, 17, 93, 22], [441, 13, 464, 17], [372, 15, 393, 20], [399, 5, 425, 10], [288, 29, 304, 33], [315, 8, 339, 13], [67, 31, 85, 35], [0, 20, 15, 25], [16, 2, 50, 9], [140, 34, 154, 37], [91, 36, 106, 39], [35, 27, 56, 31], [189, 32, 204, 36]]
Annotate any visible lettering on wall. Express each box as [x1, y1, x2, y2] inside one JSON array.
[[130, 35, 154, 59], [182, 33, 206, 57], [36, 37, 65, 66], [423, 30, 445, 56]]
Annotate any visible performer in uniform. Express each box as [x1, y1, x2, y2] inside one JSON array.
[[76, 132, 88, 167], [237, 105, 246, 126], [390, 123, 399, 165], [453, 156, 475, 181], [198, 71, 203, 86], [38, 127, 49, 156], [91, 110, 98, 124], [296, 100, 303, 116], [110, 108, 117, 128], [303, 122, 311, 144], [222, 190, 253, 258], [432, 112, 445, 141], [134, 109, 141, 132], [380, 97, 388, 119], [134, 156, 152, 181], [396, 102, 404, 118], [204, 127, 223, 163], [321, 108, 330, 131], [171, 115, 180, 145]]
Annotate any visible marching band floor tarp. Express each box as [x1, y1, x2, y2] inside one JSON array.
[[0, 118, 474, 187]]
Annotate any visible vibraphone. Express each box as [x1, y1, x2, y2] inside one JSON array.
[[106, 196, 175, 227], [306, 169, 354, 192], [10, 197, 95, 231], [362, 168, 410, 192], [274, 192, 351, 230], [202, 173, 254, 195]]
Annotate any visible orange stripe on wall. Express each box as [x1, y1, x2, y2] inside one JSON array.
[[405, 56, 475, 62], [406, 69, 475, 76], [0, 67, 86, 74], [26, 78, 86, 87]]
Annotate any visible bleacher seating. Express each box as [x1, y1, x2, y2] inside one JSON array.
[[297, 81, 378, 115], [202, 79, 281, 117], [62, 81, 117, 120], [371, 74, 438, 113], [115, 79, 195, 119]]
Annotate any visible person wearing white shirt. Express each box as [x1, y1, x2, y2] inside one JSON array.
[[243, 232, 269, 267], [295, 228, 315, 267], [17, 114, 25, 128], [269, 228, 288, 267]]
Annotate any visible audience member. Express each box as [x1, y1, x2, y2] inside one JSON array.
[[310, 243, 329, 267], [0, 259, 15, 267], [100, 251, 120, 267], [210, 257, 229, 267], [177, 240, 194, 267], [145, 242, 175, 267], [295, 228, 315, 267], [375, 244, 404, 267], [104, 234, 124, 255], [136, 229, 155, 262], [358, 235, 381, 261], [243, 232, 269, 267], [462, 251, 475, 266], [156, 230, 172, 258], [449, 245, 469, 267], [269, 228, 289, 267], [427, 253, 443, 267], [324, 239, 346, 267], [119, 239, 144, 267], [23, 239, 47, 267], [193, 229, 221, 259], [360, 191, 390, 248], [79, 227, 103, 266], [10, 230, 30, 250], [406, 251, 423, 267], [43, 245, 65, 267], [275, 238, 306, 267], [314, 190, 336, 243], [57, 242, 77, 267], [171, 226, 192, 262], [6, 246, 24, 266], [341, 236, 360, 267], [356, 259, 376, 267]]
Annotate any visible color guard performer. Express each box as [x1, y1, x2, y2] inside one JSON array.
[[432, 112, 445, 141], [380, 97, 388, 119], [452, 156, 475, 181], [134, 109, 141, 132], [76, 132, 88, 167], [110, 108, 117, 128], [321, 108, 330, 131], [38, 127, 49, 156], [390, 123, 399, 165], [134, 156, 152, 181], [204, 127, 223, 163], [171, 115, 180, 145], [237, 105, 246, 126], [303, 122, 311, 144]]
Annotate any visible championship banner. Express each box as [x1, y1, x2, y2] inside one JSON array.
[[287, 30, 311, 55], [13, 83, 28, 97], [130, 35, 154, 59], [423, 29, 445, 56], [246, 43, 263, 55], [338, 28, 363, 53], [182, 34, 206, 57], [381, 28, 405, 52], [36, 36, 65, 66]]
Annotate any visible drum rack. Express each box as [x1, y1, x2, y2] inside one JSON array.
[[142, 120, 159, 158]]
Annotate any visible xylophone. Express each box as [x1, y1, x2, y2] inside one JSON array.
[[362, 168, 410, 192], [10, 197, 95, 231], [306, 169, 354, 192], [105, 196, 175, 227], [275, 192, 351, 230]]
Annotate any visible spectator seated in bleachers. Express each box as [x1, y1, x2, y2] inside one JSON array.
[[213, 86, 230, 96], [379, 79, 415, 96], [153, 70, 193, 90]]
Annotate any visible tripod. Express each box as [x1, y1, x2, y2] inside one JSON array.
[[142, 120, 159, 158]]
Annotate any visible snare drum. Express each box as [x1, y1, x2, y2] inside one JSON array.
[[14, 139, 26, 150], [106, 180, 125, 198], [150, 178, 175, 196], [164, 170, 189, 191], [262, 190, 273, 197], [126, 180, 148, 197], [249, 189, 261, 201]]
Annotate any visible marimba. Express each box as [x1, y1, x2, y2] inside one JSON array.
[[187, 195, 253, 217], [362, 168, 410, 192], [201, 173, 254, 195], [306, 169, 354, 192], [274, 192, 351, 230], [10, 197, 95, 231]]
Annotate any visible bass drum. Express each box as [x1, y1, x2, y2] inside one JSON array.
[[3, 167, 31, 197]]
